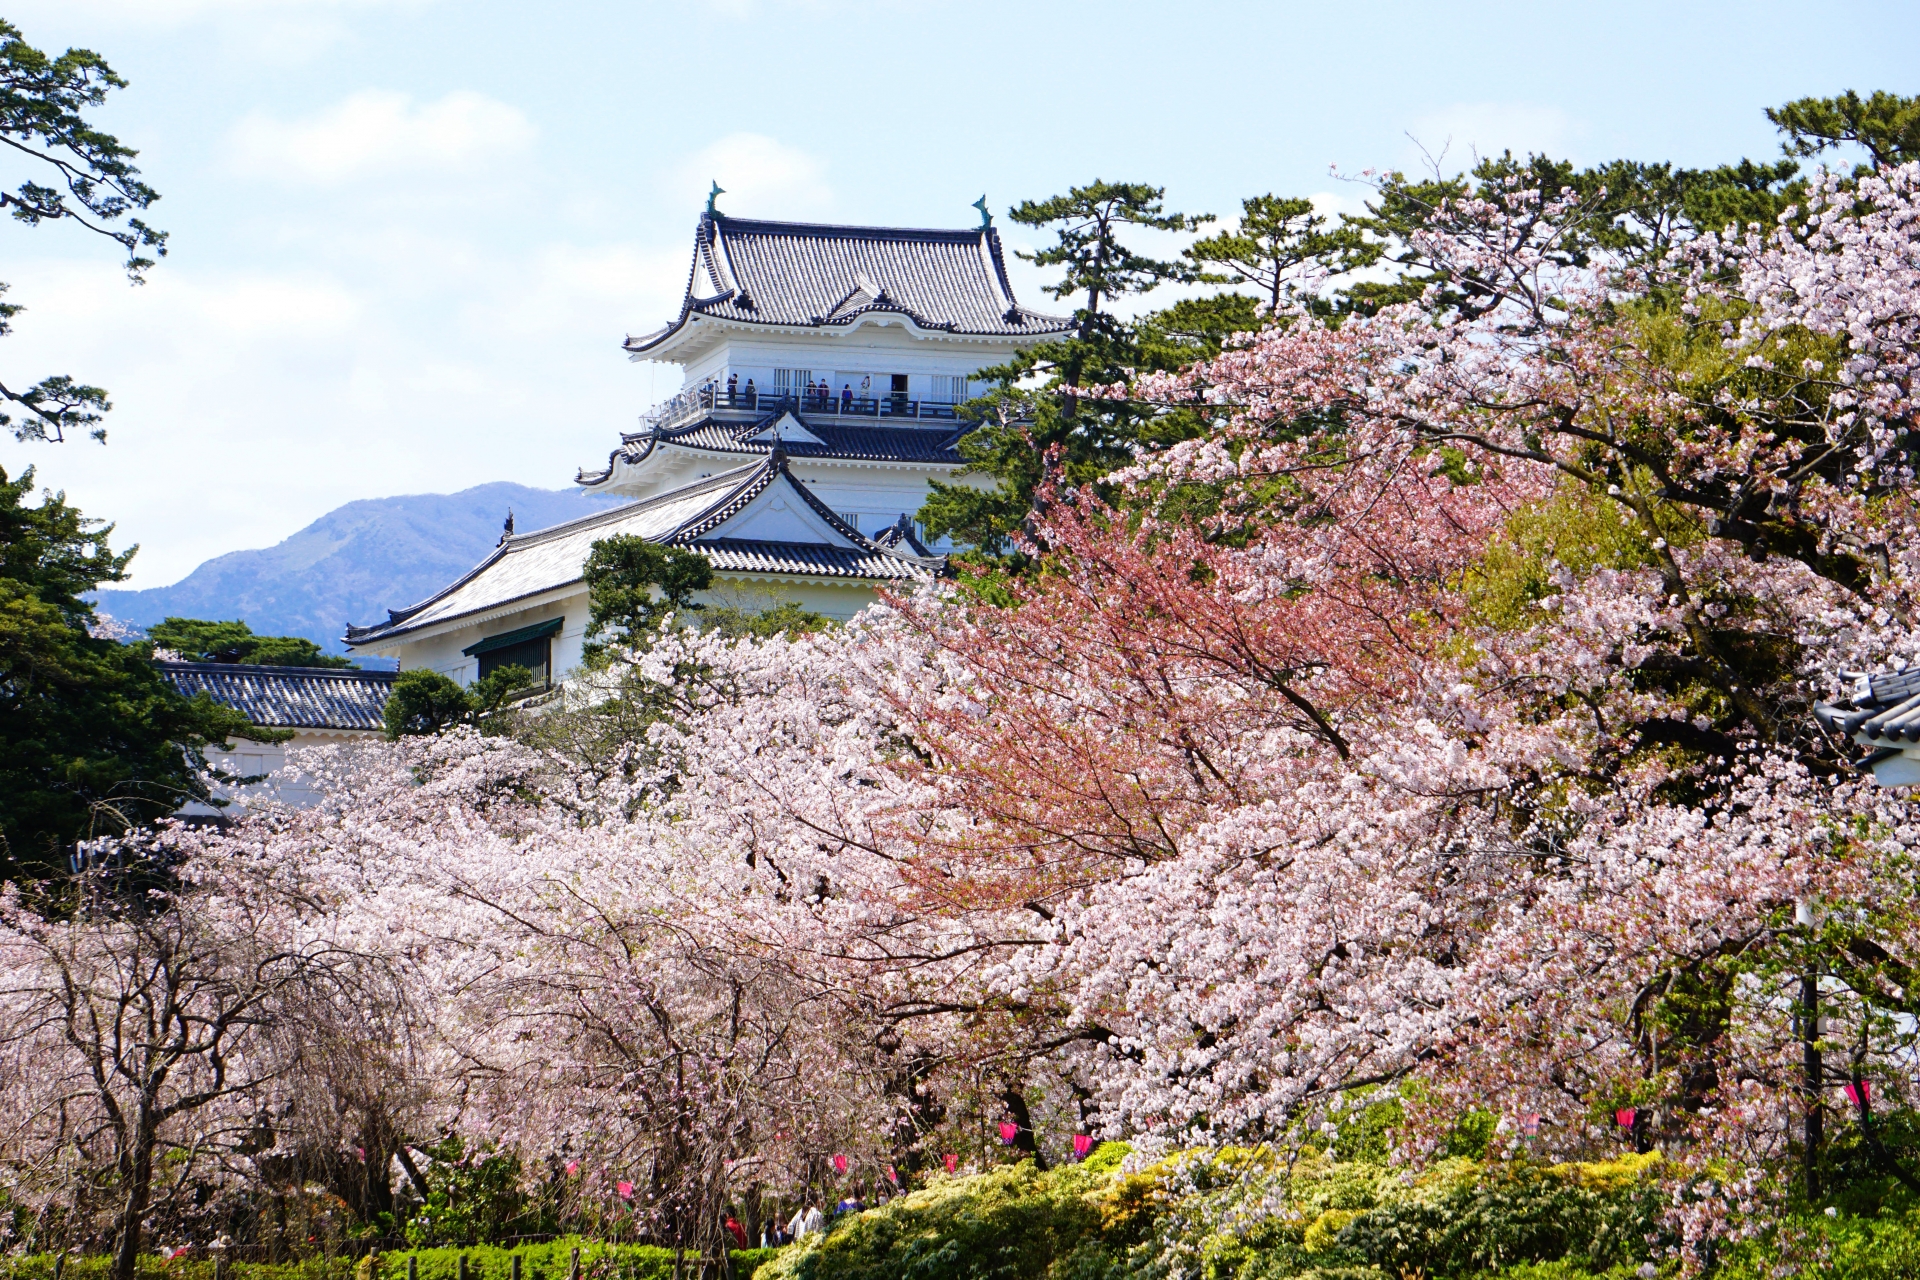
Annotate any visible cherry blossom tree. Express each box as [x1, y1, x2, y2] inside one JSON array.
[[0, 857, 357, 1279]]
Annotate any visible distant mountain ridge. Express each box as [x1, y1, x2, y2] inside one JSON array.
[[98, 483, 625, 659]]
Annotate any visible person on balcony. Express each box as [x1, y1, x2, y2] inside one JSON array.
[[840, 383, 853, 411], [744, 377, 756, 407], [726, 372, 738, 405]]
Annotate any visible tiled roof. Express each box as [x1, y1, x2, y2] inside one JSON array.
[[623, 213, 1070, 354], [693, 538, 937, 580], [1815, 667, 1920, 744], [577, 409, 966, 486], [347, 451, 942, 647], [157, 661, 396, 732], [870, 513, 935, 557]]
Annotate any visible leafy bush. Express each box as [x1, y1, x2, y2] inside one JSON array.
[[3, 1244, 782, 1280], [757, 1152, 1127, 1280], [1333, 1154, 1666, 1278], [1712, 1208, 1920, 1280]]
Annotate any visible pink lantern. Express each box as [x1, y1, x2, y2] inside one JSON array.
[[943, 1153, 959, 1174], [1518, 1113, 1539, 1136], [1845, 1080, 1873, 1108], [1072, 1134, 1094, 1160], [832, 1153, 848, 1174], [565, 1160, 580, 1177], [999, 1121, 1019, 1144], [887, 1165, 899, 1184], [1615, 1107, 1636, 1129], [616, 1181, 634, 1200]]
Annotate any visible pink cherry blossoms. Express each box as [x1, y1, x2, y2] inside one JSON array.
[[10, 164, 1920, 1265]]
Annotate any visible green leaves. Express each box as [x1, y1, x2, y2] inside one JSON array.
[[381, 664, 534, 739], [0, 19, 165, 445], [1186, 194, 1376, 313], [1009, 180, 1210, 324], [583, 535, 713, 657], [0, 467, 276, 880], [145, 617, 355, 668], [1769, 90, 1920, 171], [0, 19, 165, 276]]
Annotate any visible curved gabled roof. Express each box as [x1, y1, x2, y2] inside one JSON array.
[[623, 213, 1070, 355], [347, 451, 942, 648]]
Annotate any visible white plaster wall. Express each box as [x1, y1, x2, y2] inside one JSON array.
[[678, 321, 1022, 394], [384, 595, 584, 684], [194, 731, 383, 812], [380, 576, 891, 683]]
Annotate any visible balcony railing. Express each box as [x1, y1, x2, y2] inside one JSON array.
[[639, 383, 963, 432]]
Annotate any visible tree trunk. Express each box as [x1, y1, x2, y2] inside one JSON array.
[[1802, 972, 1823, 1200], [112, 1111, 159, 1280], [999, 1085, 1045, 1169]]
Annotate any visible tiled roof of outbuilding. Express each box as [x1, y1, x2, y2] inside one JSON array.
[[623, 213, 1070, 354], [156, 661, 395, 732]]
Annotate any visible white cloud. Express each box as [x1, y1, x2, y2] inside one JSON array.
[[229, 89, 536, 185], [1405, 103, 1577, 173], [670, 133, 832, 219]]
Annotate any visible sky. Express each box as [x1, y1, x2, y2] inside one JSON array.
[[1, 0, 1915, 587]]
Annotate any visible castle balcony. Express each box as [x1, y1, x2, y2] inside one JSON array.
[[639, 383, 964, 433]]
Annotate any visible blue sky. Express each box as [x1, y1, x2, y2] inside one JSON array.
[[1, 0, 1915, 586]]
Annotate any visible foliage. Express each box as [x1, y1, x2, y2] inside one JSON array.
[[757, 1160, 1108, 1280], [0, 1245, 785, 1280], [754, 1147, 1663, 1280], [1712, 1207, 1920, 1279], [145, 617, 355, 668], [0, 467, 276, 881], [583, 536, 712, 658], [403, 1136, 550, 1246], [0, 18, 165, 444], [702, 599, 830, 641], [1185, 193, 1374, 313], [919, 180, 1212, 553], [382, 665, 531, 739], [1768, 89, 1920, 171]]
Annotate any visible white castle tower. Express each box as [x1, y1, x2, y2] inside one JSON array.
[[345, 201, 1068, 685]]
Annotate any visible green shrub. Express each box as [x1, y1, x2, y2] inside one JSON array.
[[757, 1159, 1113, 1280], [1713, 1208, 1920, 1280], [1335, 1154, 1665, 1279], [2, 1245, 781, 1280]]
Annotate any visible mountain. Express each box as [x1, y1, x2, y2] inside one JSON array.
[[97, 483, 626, 661]]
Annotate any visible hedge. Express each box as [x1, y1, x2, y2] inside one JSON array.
[[3, 1243, 784, 1280]]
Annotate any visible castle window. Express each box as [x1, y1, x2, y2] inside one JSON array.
[[931, 375, 970, 403], [774, 368, 812, 399], [462, 617, 563, 688]]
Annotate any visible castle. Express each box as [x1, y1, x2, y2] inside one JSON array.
[[344, 202, 1067, 684]]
